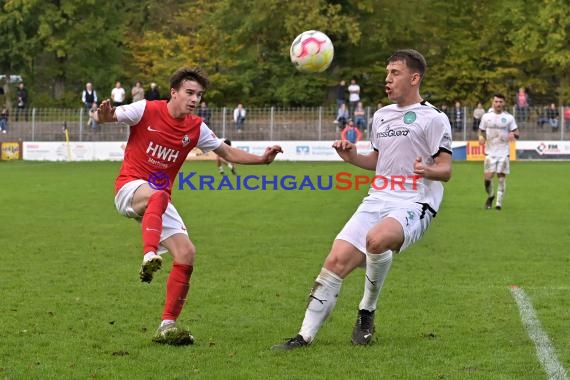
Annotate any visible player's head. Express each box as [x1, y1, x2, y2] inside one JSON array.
[[385, 49, 426, 106], [387, 49, 426, 79], [170, 68, 209, 91], [491, 93, 505, 113], [169, 68, 209, 115]]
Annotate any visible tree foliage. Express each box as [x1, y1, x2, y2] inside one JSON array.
[[1, 0, 569, 107]]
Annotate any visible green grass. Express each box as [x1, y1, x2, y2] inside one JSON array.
[[0, 160, 568, 379]]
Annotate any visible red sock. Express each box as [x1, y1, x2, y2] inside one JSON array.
[[162, 263, 193, 320], [141, 191, 169, 254]]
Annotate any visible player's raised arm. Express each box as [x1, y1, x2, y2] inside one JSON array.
[[94, 99, 117, 123], [332, 140, 378, 170], [213, 142, 283, 165], [413, 153, 452, 182]]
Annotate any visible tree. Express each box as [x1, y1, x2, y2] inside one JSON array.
[[0, 0, 44, 107], [2, 0, 569, 108]]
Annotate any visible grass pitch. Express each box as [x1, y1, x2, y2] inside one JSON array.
[[0, 160, 568, 379]]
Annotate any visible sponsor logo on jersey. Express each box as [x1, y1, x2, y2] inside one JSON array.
[[377, 127, 409, 138], [146, 141, 180, 163], [403, 111, 416, 124]]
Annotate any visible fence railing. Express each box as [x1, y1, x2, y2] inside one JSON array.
[[0, 105, 567, 142]]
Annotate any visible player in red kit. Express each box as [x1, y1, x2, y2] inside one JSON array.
[[95, 68, 282, 345]]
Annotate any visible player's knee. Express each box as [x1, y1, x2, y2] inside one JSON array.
[[172, 241, 196, 265], [323, 254, 352, 277], [366, 232, 399, 254]]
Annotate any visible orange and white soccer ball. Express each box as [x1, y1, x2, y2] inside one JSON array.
[[290, 30, 334, 73]]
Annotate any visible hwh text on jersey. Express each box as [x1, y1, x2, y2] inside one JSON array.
[[146, 141, 180, 162]]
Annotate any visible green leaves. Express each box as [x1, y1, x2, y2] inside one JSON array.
[[1, 0, 570, 107]]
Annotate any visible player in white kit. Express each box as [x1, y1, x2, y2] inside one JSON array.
[[478, 93, 519, 210], [272, 49, 452, 349]]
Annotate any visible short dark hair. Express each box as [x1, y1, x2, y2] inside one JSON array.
[[169, 68, 209, 91], [493, 93, 505, 100], [387, 49, 427, 78]]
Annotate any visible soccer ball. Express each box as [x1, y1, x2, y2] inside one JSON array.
[[290, 30, 334, 73]]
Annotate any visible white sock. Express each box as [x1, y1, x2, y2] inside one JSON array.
[[160, 319, 175, 327], [228, 163, 234, 170], [299, 268, 343, 343], [358, 251, 393, 312], [497, 177, 506, 206]]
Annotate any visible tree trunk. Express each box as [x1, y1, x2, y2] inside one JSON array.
[[54, 75, 66, 100]]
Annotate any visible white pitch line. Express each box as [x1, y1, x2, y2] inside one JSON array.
[[510, 286, 568, 380]]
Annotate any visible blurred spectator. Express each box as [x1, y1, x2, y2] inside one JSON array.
[[564, 107, 570, 122], [546, 103, 560, 132], [111, 81, 126, 107], [131, 81, 145, 103], [514, 87, 530, 123], [147, 82, 160, 100], [472, 102, 485, 131], [335, 80, 347, 107], [196, 101, 212, 125], [334, 103, 349, 131], [340, 119, 362, 143], [82, 82, 98, 110], [233, 103, 246, 132], [348, 78, 361, 117], [353, 101, 366, 130], [0, 106, 8, 133], [537, 106, 548, 128], [15, 82, 28, 121], [440, 103, 452, 124], [88, 102, 99, 131], [452, 101, 463, 130]]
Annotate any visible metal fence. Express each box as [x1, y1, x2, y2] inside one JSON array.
[[0, 105, 567, 143]]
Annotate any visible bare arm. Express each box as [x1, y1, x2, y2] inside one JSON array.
[[413, 151, 452, 182], [478, 129, 486, 144], [332, 140, 378, 170], [93, 99, 117, 123], [214, 143, 283, 165]]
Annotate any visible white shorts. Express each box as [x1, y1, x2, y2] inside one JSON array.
[[484, 155, 510, 174], [114, 179, 188, 254], [336, 199, 436, 255]]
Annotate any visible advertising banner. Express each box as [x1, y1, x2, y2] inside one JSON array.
[[466, 141, 516, 161], [0, 142, 22, 160], [20, 140, 570, 161]]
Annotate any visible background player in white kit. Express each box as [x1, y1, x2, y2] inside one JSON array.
[[272, 49, 452, 349], [478, 93, 519, 210]]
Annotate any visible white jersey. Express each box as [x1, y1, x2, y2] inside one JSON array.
[[479, 111, 517, 156], [366, 101, 452, 211]]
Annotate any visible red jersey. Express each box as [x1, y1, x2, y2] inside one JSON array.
[[114, 100, 221, 194]]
